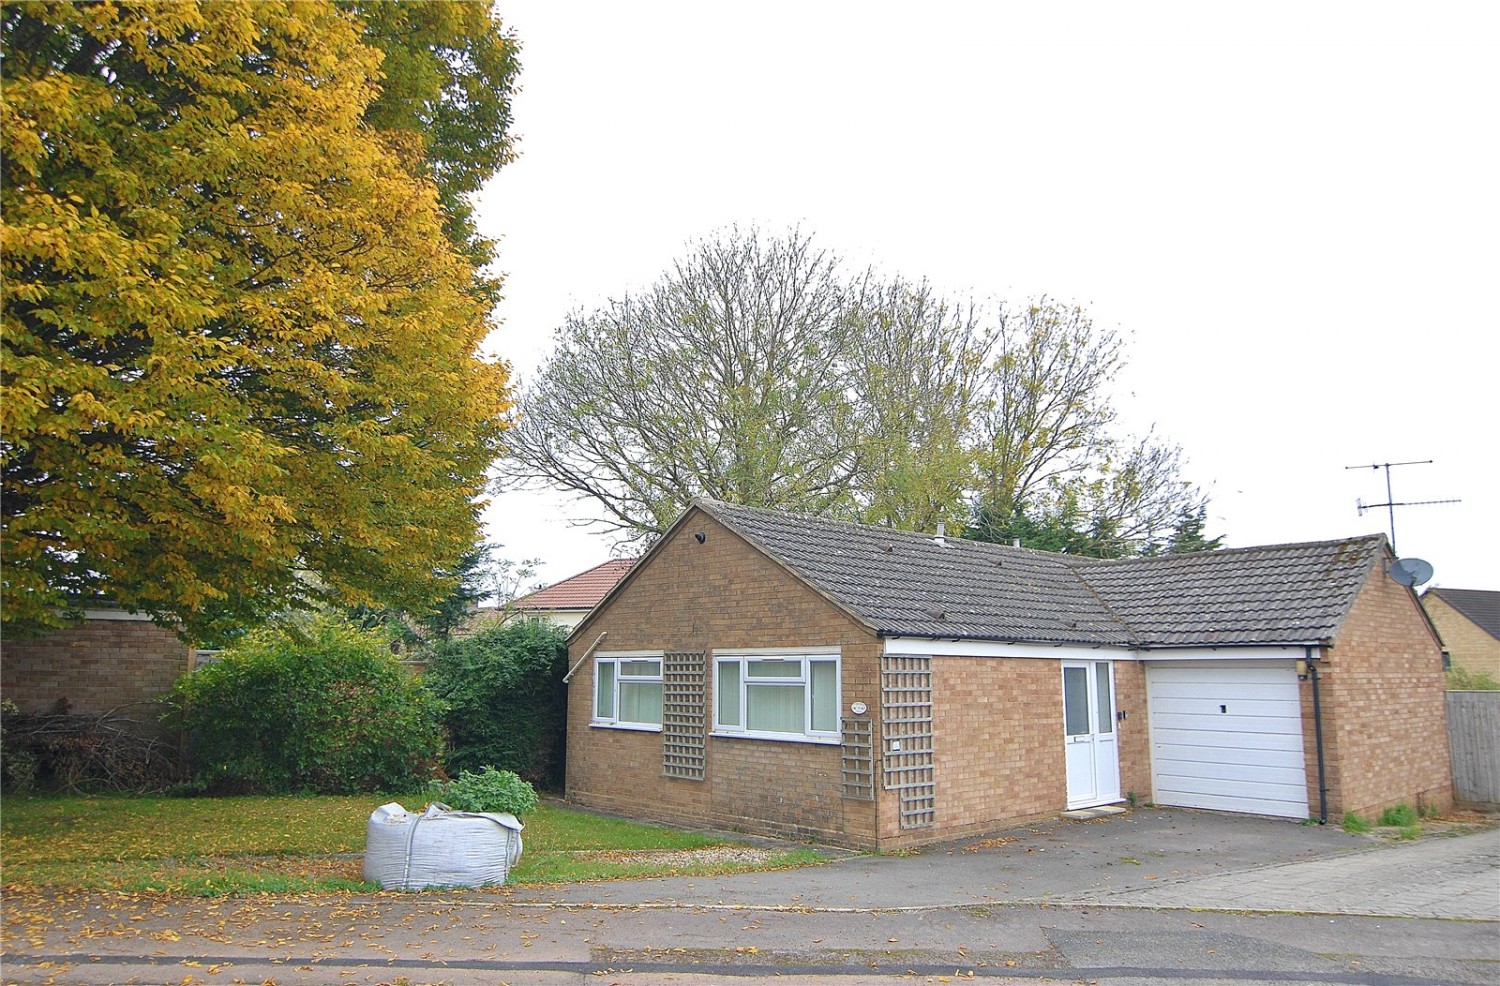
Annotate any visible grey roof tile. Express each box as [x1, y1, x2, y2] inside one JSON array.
[[696, 500, 1386, 648], [1075, 536, 1385, 646]]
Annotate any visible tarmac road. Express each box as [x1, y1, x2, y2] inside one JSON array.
[[3, 807, 1497, 986]]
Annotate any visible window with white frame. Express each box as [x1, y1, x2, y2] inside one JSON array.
[[593, 654, 664, 729], [713, 653, 840, 742]]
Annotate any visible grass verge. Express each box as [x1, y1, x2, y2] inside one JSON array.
[[0, 794, 826, 895]]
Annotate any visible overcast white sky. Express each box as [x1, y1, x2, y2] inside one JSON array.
[[474, 1, 1497, 593]]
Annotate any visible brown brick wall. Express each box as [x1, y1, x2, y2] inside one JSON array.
[[1318, 573, 1453, 818], [1, 617, 192, 740], [1422, 594, 1500, 679], [565, 509, 883, 847], [1113, 661, 1152, 803], [923, 656, 1065, 841]]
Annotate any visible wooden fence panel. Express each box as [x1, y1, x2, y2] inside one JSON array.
[[1447, 691, 1500, 805]]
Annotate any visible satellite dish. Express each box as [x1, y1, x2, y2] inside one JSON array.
[[1388, 557, 1434, 587]]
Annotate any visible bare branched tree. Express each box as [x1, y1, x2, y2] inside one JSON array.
[[500, 228, 870, 542], [969, 301, 1206, 554], [501, 228, 1211, 555], [848, 281, 994, 531]]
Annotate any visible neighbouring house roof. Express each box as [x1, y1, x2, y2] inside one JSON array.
[[513, 558, 637, 613], [692, 500, 1388, 649], [1423, 587, 1500, 640]]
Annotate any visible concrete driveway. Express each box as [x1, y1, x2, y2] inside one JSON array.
[[503, 805, 1500, 920]]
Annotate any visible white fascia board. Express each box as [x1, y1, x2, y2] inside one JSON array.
[[882, 638, 1320, 663], [1133, 645, 1309, 662], [881, 636, 1130, 662]]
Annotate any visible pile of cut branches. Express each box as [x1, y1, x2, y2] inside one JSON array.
[[1, 700, 181, 794]]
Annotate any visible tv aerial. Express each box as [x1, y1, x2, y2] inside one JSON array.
[[1344, 459, 1459, 554]]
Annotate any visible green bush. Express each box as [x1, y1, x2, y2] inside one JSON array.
[[169, 615, 444, 795], [432, 766, 539, 816], [1446, 666, 1500, 690], [421, 619, 569, 787]]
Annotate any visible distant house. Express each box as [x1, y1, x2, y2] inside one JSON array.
[[564, 500, 1451, 850], [464, 559, 637, 635], [1423, 588, 1500, 680]]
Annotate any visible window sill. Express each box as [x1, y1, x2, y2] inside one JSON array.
[[590, 722, 663, 733], [710, 730, 839, 747]]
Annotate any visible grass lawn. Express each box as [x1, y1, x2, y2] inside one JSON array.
[[0, 794, 827, 895]]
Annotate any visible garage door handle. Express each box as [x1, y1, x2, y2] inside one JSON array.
[[1220, 705, 1227, 713]]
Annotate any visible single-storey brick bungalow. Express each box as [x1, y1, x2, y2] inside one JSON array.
[[564, 500, 1452, 849]]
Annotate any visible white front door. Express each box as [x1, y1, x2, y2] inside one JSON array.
[[1063, 661, 1121, 809]]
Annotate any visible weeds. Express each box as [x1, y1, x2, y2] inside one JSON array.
[[1379, 803, 1418, 827], [1342, 811, 1371, 834]]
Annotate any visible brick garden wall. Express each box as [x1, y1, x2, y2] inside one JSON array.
[[1, 615, 193, 740], [565, 508, 884, 847], [1318, 573, 1453, 818]]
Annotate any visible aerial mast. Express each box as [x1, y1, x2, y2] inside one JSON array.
[[1343, 459, 1459, 554]]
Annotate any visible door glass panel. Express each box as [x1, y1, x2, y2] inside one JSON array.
[[1095, 663, 1113, 733], [1063, 666, 1089, 736]]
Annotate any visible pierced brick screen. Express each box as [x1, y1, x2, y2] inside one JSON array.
[[881, 654, 935, 828], [662, 650, 707, 780]]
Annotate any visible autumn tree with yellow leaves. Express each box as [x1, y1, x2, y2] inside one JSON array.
[[1, 1, 519, 638]]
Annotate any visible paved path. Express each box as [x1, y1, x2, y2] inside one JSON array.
[[1068, 828, 1500, 919]]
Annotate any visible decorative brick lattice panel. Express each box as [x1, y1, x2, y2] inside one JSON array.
[[662, 651, 707, 780], [840, 716, 875, 800], [881, 655, 935, 828]]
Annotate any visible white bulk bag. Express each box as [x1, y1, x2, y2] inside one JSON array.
[[363, 801, 523, 890]]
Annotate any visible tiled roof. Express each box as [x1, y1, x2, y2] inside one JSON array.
[[514, 558, 637, 612], [695, 500, 1386, 648], [698, 501, 1128, 646], [1074, 536, 1386, 646], [1424, 587, 1500, 640]]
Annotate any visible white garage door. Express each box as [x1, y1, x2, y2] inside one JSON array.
[[1147, 661, 1309, 818]]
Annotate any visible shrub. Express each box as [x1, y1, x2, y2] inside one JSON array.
[[421, 619, 569, 787], [1446, 666, 1500, 690], [169, 615, 444, 795], [432, 766, 539, 816]]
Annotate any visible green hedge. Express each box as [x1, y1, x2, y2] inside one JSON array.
[[422, 618, 569, 788], [170, 616, 444, 794]]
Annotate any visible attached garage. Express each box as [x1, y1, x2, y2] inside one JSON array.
[[1146, 660, 1309, 819]]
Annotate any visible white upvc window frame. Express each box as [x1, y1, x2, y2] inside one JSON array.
[[712, 649, 841, 744], [592, 651, 664, 731]]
